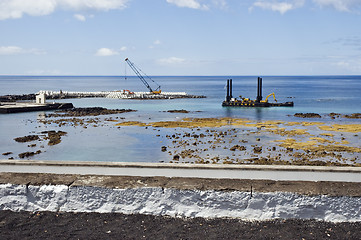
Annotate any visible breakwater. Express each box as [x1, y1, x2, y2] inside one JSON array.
[[106, 91, 205, 99], [0, 91, 205, 101], [39, 90, 205, 99]]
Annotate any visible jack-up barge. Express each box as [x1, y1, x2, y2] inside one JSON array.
[[222, 78, 294, 107]]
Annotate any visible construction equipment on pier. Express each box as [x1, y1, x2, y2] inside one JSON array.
[[222, 78, 294, 107], [125, 58, 161, 94]]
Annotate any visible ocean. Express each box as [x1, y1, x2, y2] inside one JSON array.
[[1, 75, 360, 163]]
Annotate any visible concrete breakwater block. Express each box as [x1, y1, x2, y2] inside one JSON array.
[[106, 91, 206, 99], [1, 183, 360, 222]]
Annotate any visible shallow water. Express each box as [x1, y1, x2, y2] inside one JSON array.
[[1, 76, 360, 163]]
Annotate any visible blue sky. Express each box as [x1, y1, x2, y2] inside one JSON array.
[[0, 0, 361, 75]]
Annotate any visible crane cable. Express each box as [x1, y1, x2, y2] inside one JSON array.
[[134, 63, 160, 87], [124, 61, 127, 81], [126, 59, 161, 90]]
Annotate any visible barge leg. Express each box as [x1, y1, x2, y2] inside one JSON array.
[[226, 79, 230, 102], [257, 77, 262, 102], [229, 79, 233, 99]]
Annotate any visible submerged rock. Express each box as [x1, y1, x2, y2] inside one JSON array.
[[344, 113, 361, 119], [166, 110, 190, 113], [230, 145, 246, 151], [42, 131, 67, 146], [294, 113, 321, 118], [46, 107, 136, 117], [329, 113, 342, 119], [18, 150, 41, 159], [14, 135, 40, 143], [253, 146, 262, 154]]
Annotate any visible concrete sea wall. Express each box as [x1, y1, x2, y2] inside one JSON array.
[[1, 161, 361, 222], [1, 183, 360, 222]]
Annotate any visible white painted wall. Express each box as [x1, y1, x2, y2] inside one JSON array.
[[35, 93, 46, 104], [0, 184, 360, 222]]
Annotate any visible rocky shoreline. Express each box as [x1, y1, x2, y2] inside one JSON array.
[[2, 108, 360, 167], [113, 116, 361, 166], [45, 107, 136, 117], [294, 112, 361, 119]]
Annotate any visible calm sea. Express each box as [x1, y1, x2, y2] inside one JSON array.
[[1, 75, 360, 162]]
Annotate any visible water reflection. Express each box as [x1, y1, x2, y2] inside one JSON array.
[[223, 107, 265, 121], [255, 108, 263, 121]]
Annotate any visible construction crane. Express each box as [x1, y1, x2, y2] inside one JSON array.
[[124, 58, 161, 94]]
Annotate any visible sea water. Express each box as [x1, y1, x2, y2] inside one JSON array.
[[0, 76, 360, 162]]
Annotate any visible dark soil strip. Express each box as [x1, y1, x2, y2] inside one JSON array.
[[0, 210, 360, 240]]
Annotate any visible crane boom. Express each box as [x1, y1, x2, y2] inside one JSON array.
[[124, 58, 161, 94]]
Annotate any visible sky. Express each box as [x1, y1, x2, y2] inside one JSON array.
[[0, 0, 361, 76]]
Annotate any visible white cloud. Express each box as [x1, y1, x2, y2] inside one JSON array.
[[212, 0, 228, 9], [95, 48, 119, 56], [74, 14, 86, 21], [158, 57, 186, 64], [0, 0, 129, 20], [0, 46, 45, 55], [313, 0, 361, 12], [166, 0, 209, 10], [59, 0, 129, 11], [119, 46, 127, 51], [250, 0, 305, 14], [149, 40, 162, 49], [0, 0, 56, 20], [334, 59, 361, 72], [0, 46, 23, 55]]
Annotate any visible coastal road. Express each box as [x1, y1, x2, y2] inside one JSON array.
[[1, 160, 361, 182]]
